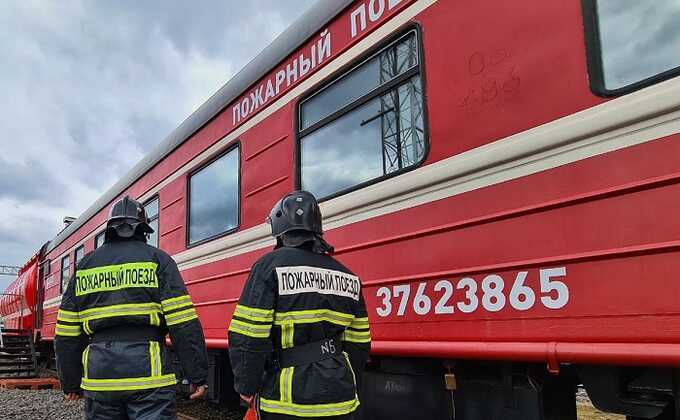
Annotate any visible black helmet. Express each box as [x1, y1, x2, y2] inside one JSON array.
[[106, 195, 154, 239], [268, 191, 322, 237]]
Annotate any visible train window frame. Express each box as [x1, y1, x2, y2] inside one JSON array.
[[186, 142, 241, 248], [144, 196, 160, 248], [95, 231, 105, 249], [74, 245, 85, 266], [295, 25, 429, 201], [582, 0, 680, 97], [60, 254, 70, 294]]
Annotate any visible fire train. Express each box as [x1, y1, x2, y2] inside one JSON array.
[[2, 0, 680, 418]]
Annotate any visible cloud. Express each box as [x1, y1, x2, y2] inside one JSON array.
[[0, 0, 315, 286]]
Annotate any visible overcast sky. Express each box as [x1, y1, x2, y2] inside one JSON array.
[[0, 0, 316, 290]]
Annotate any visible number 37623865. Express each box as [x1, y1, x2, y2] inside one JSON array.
[[375, 267, 568, 317]]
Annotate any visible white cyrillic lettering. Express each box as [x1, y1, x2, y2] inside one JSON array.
[[286, 59, 298, 86], [265, 79, 276, 101], [240, 96, 250, 118], [311, 45, 317, 68], [317, 30, 331, 63], [275, 70, 285, 94], [350, 4, 367, 38], [232, 104, 241, 125], [299, 53, 311, 77], [251, 85, 264, 111], [368, 0, 385, 22]]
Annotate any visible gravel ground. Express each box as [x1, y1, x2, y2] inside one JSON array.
[[0, 386, 624, 419], [177, 398, 245, 420], [0, 388, 84, 420]]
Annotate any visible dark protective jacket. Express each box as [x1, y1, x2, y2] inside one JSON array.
[[228, 245, 371, 417], [54, 237, 208, 396]]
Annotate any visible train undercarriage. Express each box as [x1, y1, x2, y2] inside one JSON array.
[[163, 347, 680, 420]]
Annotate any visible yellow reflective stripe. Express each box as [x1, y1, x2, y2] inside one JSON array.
[[79, 302, 161, 316], [55, 325, 82, 337], [280, 366, 294, 403], [343, 352, 357, 388], [80, 374, 177, 391], [275, 309, 354, 327], [55, 323, 81, 331], [157, 344, 163, 375], [163, 301, 193, 313], [149, 342, 161, 377], [149, 312, 160, 327], [349, 317, 369, 328], [83, 320, 92, 335], [57, 309, 80, 322], [229, 319, 271, 338], [229, 323, 270, 339], [259, 397, 360, 417], [280, 322, 294, 349], [166, 312, 198, 327], [75, 262, 159, 296], [79, 303, 162, 321], [342, 330, 371, 343], [230, 319, 271, 334], [234, 304, 274, 322], [161, 295, 192, 312], [82, 346, 90, 379], [161, 295, 191, 306], [165, 308, 198, 326]]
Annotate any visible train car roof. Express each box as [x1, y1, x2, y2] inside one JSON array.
[[45, 0, 353, 254]]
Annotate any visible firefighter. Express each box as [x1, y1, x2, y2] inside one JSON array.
[[228, 191, 371, 419], [55, 196, 209, 420]]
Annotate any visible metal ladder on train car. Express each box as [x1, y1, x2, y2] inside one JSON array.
[[0, 328, 37, 378]]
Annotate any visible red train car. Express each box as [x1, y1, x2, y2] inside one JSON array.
[[0, 252, 41, 331], [5, 0, 680, 418]]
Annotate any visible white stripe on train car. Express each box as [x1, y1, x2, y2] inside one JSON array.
[[173, 78, 680, 270]]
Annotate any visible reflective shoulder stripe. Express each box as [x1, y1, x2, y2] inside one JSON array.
[[165, 308, 198, 326], [161, 295, 192, 312], [234, 304, 274, 322], [80, 374, 177, 392], [274, 309, 354, 327], [259, 397, 360, 417]]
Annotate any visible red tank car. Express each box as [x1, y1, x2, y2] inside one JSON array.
[[0, 253, 39, 331]]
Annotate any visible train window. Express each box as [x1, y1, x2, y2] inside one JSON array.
[[144, 197, 160, 247], [188, 145, 240, 246], [583, 0, 680, 96], [95, 231, 105, 249], [298, 30, 426, 199], [74, 245, 85, 266], [60, 255, 70, 293]]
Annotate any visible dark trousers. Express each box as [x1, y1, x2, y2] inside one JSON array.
[[260, 413, 355, 420], [84, 386, 176, 420]]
